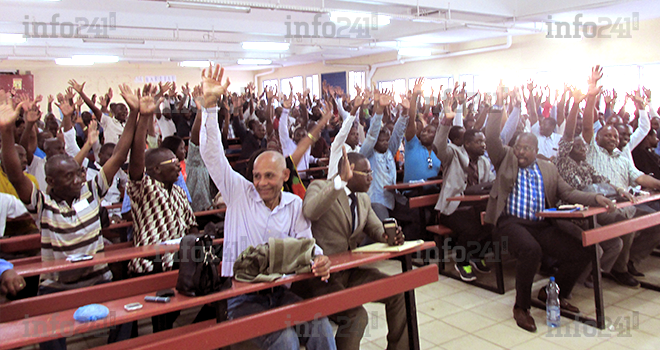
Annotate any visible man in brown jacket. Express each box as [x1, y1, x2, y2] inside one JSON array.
[[484, 91, 615, 333]]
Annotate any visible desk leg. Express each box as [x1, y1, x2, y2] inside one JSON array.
[[591, 245, 605, 330], [399, 254, 420, 350], [589, 216, 606, 330]]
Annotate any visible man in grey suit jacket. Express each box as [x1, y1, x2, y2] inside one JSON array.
[[293, 151, 409, 350], [484, 94, 615, 333]]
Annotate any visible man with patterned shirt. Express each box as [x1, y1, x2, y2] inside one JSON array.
[[0, 88, 138, 349], [125, 84, 198, 276], [582, 65, 660, 288], [484, 85, 615, 333]]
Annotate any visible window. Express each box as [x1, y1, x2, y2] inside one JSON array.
[[263, 79, 278, 91], [348, 71, 365, 97], [280, 76, 303, 96], [408, 77, 452, 100], [306, 75, 320, 99]]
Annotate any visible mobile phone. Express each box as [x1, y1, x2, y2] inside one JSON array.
[[124, 302, 143, 311], [383, 218, 398, 246], [156, 289, 175, 298], [67, 254, 94, 263], [144, 296, 170, 303]]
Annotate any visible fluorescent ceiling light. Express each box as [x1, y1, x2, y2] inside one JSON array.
[[72, 55, 119, 63], [55, 58, 94, 66], [179, 61, 212, 68], [166, 1, 250, 13], [330, 11, 390, 27], [0, 34, 26, 44], [242, 42, 289, 51], [83, 38, 145, 44], [398, 48, 431, 56], [237, 59, 272, 65]]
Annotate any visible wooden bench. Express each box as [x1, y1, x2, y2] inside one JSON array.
[[94, 265, 438, 350], [0, 207, 227, 256], [0, 242, 436, 350]]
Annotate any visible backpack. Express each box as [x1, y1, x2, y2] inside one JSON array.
[[176, 234, 226, 296]]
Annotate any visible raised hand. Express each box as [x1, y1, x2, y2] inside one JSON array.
[[202, 63, 231, 108], [339, 146, 353, 183], [118, 83, 140, 111], [47, 94, 54, 104], [55, 94, 75, 117], [280, 89, 293, 109], [0, 90, 24, 128], [526, 79, 536, 93], [64, 87, 75, 102], [139, 84, 163, 115], [400, 96, 410, 110], [86, 120, 99, 145], [75, 96, 84, 108], [588, 65, 603, 87], [68, 79, 86, 94], [413, 77, 424, 95], [443, 96, 456, 120], [192, 85, 204, 108], [353, 94, 364, 108], [572, 88, 586, 102], [643, 87, 652, 100]]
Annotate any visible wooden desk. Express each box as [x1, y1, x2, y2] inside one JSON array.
[[14, 239, 224, 277], [0, 207, 227, 255], [0, 242, 436, 350], [384, 179, 443, 191], [446, 194, 489, 202], [534, 193, 660, 329]]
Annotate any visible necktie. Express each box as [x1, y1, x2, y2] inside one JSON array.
[[348, 192, 357, 232]]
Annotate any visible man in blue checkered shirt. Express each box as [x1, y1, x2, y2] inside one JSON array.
[[483, 88, 616, 333]]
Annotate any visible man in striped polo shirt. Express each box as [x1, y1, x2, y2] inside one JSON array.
[[0, 87, 139, 349]]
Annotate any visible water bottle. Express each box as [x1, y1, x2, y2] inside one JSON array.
[[546, 276, 561, 328]]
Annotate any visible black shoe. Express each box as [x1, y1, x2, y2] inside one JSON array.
[[610, 270, 641, 288], [470, 258, 492, 274], [455, 263, 476, 282], [627, 261, 645, 277]]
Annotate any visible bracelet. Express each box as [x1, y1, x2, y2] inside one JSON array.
[[307, 132, 318, 142]]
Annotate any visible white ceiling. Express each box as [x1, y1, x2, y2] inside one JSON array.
[[0, 0, 658, 70]]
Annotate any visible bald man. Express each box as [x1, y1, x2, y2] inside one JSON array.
[[199, 64, 335, 350]]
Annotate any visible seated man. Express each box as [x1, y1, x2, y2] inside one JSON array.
[[632, 129, 660, 179], [582, 67, 660, 287], [124, 84, 198, 276], [0, 88, 137, 348], [199, 64, 336, 350], [553, 88, 623, 286], [295, 150, 408, 350], [483, 88, 614, 333], [434, 99, 495, 282]]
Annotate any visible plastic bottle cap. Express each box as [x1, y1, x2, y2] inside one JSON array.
[[549, 276, 555, 281]]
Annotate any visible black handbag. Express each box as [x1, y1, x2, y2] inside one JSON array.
[[176, 234, 225, 296]]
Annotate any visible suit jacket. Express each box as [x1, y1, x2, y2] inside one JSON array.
[[303, 176, 385, 256], [433, 122, 495, 215], [484, 110, 600, 226]]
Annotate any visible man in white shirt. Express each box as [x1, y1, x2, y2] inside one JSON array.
[[532, 117, 562, 160], [199, 64, 336, 350], [0, 192, 28, 237]]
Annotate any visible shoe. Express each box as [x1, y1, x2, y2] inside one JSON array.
[[455, 264, 476, 282], [513, 307, 537, 332], [537, 288, 580, 313], [584, 275, 594, 289], [627, 261, 645, 277], [470, 258, 492, 274], [610, 270, 641, 288]]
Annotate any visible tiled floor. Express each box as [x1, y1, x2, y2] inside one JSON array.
[[15, 257, 660, 349]]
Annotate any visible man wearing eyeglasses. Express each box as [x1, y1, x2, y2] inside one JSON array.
[[484, 88, 615, 333], [126, 86, 198, 278], [294, 150, 408, 350]]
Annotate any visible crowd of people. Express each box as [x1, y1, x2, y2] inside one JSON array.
[[1, 63, 660, 348]]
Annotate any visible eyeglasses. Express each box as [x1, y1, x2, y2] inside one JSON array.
[[427, 156, 433, 169], [513, 145, 535, 153], [353, 170, 373, 177], [159, 158, 178, 165]]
